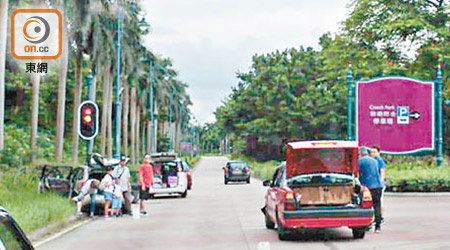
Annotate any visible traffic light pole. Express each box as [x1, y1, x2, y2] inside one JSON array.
[[86, 74, 94, 165]]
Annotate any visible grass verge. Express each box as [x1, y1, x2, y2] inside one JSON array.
[[0, 167, 75, 234]]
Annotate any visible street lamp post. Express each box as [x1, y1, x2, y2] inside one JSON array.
[[149, 58, 156, 154], [114, 3, 123, 159]]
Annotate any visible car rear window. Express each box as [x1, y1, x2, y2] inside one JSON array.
[[228, 162, 247, 169], [153, 161, 180, 175]]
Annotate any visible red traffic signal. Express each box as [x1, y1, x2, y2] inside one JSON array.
[[78, 101, 99, 140], [82, 106, 93, 124]]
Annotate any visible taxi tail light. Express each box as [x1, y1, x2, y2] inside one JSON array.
[[284, 189, 296, 211], [245, 167, 250, 174], [284, 189, 295, 200], [224, 167, 229, 175], [361, 187, 373, 208]]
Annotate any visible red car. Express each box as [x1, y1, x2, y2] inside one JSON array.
[[262, 140, 374, 240]]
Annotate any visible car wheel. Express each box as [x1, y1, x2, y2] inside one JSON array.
[[224, 179, 228, 185], [246, 178, 250, 184], [181, 191, 187, 198], [352, 227, 366, 239], [265, 212, 275, 229]]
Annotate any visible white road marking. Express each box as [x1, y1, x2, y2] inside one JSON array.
[[33, 219, 91, 248], [257, 241, 270, 250]]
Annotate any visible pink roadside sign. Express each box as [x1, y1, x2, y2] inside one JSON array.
[[356, 77, 434, 154]]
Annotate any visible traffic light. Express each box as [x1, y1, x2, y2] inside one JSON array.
[[78, 101, 99, 140]]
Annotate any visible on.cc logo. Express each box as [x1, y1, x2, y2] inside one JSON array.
[[11, 9, 62, 60], [23, 16, 50, 44]]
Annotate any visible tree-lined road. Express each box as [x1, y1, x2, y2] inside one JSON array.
[[37, 156, 450, 250]]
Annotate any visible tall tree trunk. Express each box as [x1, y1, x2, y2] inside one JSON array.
[[72, 58, 83, 165], [130, 87, 136, 164], [55, 12, 69, 163], [100, 63, 111, 156], [91, 73, 97, 102], [0, 0, 8, 150], [107, 73, 113, 158], [122, 85, 129, 156], [89, 71, 97, 155], [136, 104, 140, 160], [30, 70, 41, 162]]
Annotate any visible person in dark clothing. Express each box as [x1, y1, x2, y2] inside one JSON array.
[[370, 146, 386, 223], [358, 146, 383, 233]]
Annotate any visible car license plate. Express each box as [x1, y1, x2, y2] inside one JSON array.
[[233, 169, 242, 175]]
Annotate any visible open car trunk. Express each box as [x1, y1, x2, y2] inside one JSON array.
[[152, 161, 180, 189], [292, 184, 354, 205], [288, 173, 359, 206]]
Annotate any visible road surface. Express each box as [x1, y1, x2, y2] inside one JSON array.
[[37, 156, 450, 250]]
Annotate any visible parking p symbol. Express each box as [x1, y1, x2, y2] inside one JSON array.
[[397, 106, 409, 124]]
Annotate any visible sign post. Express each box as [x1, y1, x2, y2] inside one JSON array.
[[346, 65, 354, 140], [436, 65, 444, 167]]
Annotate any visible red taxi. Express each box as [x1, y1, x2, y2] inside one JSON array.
[[262, 140, 374, 240]]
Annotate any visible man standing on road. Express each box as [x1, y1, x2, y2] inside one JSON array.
[[370, 146, 386, 223], [138, 154, 154, 216], [113, 155, 132, 215], [358, 146, 383, 233]]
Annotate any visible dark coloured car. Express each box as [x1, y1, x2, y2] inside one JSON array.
[[0, 207, 34, 250], [223, 160, 251, 184], [38, 164, 83, 198]]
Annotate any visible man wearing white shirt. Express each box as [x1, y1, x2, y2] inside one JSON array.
[[113, 155, 132, 215]]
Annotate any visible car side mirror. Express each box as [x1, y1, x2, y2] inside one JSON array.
[[222, 167, 225, 170], [262, 180, 271, 187]]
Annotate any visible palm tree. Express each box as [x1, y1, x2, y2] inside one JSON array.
[[55, 0, 69, 163], [100, 61, 111, 156], [70, 0, 97, 165], [0, 0, 9, 150], [30, 70, 40, 162]]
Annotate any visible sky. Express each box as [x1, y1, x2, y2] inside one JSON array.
[[142, 0, 351, 125]]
